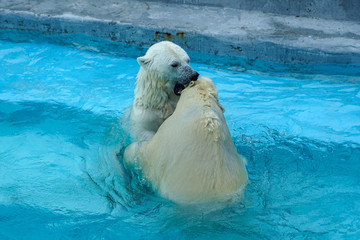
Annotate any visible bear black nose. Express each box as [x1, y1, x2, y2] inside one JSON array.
[[191, 72, 199, 81]]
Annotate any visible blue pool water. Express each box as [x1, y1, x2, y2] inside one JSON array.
[[1, 35, 360, 239]]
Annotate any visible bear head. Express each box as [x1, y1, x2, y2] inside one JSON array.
[[137, 41, 199, 96], [181, 76, 225, 113]]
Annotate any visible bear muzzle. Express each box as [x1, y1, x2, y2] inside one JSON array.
[[174, 71, 199, 96], [191, 72, 200, 81]]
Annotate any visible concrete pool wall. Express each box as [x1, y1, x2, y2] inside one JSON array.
[[0, 0, 360, 74], [143, 0, 360, 22]]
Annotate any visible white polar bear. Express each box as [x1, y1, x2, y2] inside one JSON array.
[[129, 41, 199, 142], [124, 77, 248, 204]]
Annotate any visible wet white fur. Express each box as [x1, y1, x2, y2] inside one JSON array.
[[129, 41, 191, 141], [125, 77, 248, 204]]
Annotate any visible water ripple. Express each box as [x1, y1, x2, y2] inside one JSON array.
[[0, 38, 360, 239]]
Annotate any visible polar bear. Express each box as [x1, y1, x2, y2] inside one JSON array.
[[129, 41, 199, 142], [124, 77, 248, 204]]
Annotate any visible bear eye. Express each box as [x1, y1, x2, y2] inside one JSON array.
[[171, 62, 179, 68]]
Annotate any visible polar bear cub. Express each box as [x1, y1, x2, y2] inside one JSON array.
[[129, 41, 199, 142], [124, 77, 248, 204]]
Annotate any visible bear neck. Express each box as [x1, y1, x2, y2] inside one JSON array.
[[134, 68, 173, 110]]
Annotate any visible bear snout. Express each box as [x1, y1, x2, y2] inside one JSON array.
[[191, 72, 200, 81]]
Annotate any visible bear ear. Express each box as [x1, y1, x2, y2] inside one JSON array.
[[188, 81, 197, 88], [137, 56, 151, 68]]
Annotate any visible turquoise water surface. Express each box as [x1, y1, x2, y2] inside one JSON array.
[[0, 34, 360, 239]]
